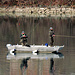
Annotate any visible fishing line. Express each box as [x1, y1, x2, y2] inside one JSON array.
[[55, 35, 75, 38]]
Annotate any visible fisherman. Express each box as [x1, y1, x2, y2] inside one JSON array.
[[20, 31, 28, 46], [49, 27, 55, 46]]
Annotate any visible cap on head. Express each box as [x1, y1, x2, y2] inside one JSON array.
[[22, 31, 25, 34], [50, 27, 53, 30]]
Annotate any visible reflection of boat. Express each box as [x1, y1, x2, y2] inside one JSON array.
[[6, 44, 64, 52], [7, 52, 64, 60]]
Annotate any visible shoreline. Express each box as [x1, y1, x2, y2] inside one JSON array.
[[0, 7, 75, 17]]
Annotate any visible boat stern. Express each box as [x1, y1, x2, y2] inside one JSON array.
[[58, 45, 64, 51]]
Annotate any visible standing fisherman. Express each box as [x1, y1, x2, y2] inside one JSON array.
[[20, 31, 28, 46], [49, 27, 55, 46]]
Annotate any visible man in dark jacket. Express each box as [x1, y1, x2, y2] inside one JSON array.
[[49, 27, 55, 46], [20, 31, 28, 46]]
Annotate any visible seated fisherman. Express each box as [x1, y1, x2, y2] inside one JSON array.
[[49, 27, 55, 46], [20, 31, 28, 46]]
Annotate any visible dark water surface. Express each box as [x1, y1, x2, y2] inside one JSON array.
[[0, 15, 75, 75]]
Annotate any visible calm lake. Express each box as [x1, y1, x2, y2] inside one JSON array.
[[0, 14, 75, 75]]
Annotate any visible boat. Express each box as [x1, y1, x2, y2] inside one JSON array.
[[7, 52, 64, 60], [6, 44, 64, 53]]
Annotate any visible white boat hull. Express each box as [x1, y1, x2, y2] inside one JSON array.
[[6, 44, 64, 52]]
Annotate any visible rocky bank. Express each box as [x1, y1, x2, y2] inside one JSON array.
[[0, 6, 75, 17]]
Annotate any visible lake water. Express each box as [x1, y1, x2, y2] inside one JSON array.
[[0, 14, 75, 75]]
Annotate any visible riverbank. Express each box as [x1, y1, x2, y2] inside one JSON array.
[[0, 7, 75, 17]]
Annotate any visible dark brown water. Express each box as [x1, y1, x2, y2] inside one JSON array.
[[0, 15, 75, 75]]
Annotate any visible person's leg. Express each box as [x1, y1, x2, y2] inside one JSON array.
[[51, 37, 54, 46]]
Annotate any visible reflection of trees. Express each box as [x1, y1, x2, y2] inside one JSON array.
[[0, 16, 74, 46]]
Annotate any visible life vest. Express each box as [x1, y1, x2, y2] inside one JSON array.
[[20, 33, 28, 39]]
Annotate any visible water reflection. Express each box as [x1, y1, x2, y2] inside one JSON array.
[[20, 57, 30, 70], [7, 52, 64, 75], [7, 52, 64, 60], [50, 58, 55, 74], [0, 15, 75, 75], [0, 15, 74, 46]]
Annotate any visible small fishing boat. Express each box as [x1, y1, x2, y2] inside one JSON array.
[[6, 44, 64, 53]]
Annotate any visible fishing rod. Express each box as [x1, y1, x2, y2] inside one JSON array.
[[55, 35, 75, 38]]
